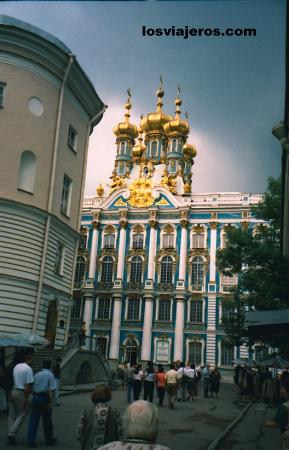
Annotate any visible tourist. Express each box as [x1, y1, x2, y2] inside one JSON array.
[[77, 384, 123, 450], [143, 362, 155, 403], [7, 353, 33, 445], [155, 365, 166, 407], [165, 363, 178, 409], [202, 364, 211, 398], [194, 364, 202, 396], [176, 362, 186, 402], [27, 359, 57, 448], [132, 365, 143, 401], [210, 366, 221, 398], [52, 357, 61, 406], [265, 382, 289, 449], [185, 364, 196, 401], [0, 355, 7, 415], [97, 400, 171, 450], [125, 363, 135, 404]]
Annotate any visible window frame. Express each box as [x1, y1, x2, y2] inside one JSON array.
[[158, 299, 171, 321], [130, 256, 143, 283], [103, 233, 115, 249], [97, 298, 111, 320], [74, 256, 86, 287], [160, 256, 173, 284], [189, 300, 203, 323], [0, 82, 6, 108], [100, 256, 114, 283], [126, 298, 140, 320], [68, 125, 78, 152], [61, 174, 72, 217], [54, 242, 65, 276], [191, 256, 204, 290]]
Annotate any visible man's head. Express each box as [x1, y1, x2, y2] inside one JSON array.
[[124, 400, 159, 443], [43, 360, 52, 370], [280, 382, 289, 400], [23, 354, 33, 365]]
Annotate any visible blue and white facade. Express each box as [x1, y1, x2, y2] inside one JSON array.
[[72, 86, 264, 367]]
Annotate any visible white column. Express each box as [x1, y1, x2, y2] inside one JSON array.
[[174, 297, 185, 361], [147, 222, 157, 281], [209, 223, 218, 282], [206, 294, 216, 365], [109, 296, 122, 359], [83, 294, 93, 337], [141, 296, 153, 361], [88, 222, 99, 279], [116, 224, 127, 280], [178, 224, 188, 281]]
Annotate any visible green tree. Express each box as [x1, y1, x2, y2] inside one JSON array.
[[217, 176, 289, 354]]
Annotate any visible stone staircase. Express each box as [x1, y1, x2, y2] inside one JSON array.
[[31, 347, 66, 373]]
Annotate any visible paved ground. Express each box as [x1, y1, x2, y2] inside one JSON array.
[[0, 384, 283, 450]]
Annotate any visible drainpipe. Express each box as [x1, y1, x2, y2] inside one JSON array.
[[32, 54, 75, 334]]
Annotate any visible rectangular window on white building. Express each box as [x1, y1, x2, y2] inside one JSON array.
[[221, 342, 234, 366], [158, 299, 171, 321], [68, 125, 78, 152], [61, 174, 72, 216], [127, 299, 140, 320], [55, 242, 65, 276], [97, 298, 111, 319], [192, 233, 205, 249], [163, 233, 174, 249], [96, 337, 107, 358], [0, 82, 6, 108], [190, 300, 203, 323], [103, 233, 115, 249], [188, 341, 202, 364]]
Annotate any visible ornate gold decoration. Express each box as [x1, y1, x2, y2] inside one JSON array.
[[242, 211, 249, 219], [140, 160, 154, 178], [113, 89, 138, 140], [163, 224, 174, 233], [132, 224, 145, 232], [114, 198, 127, 207], [155, 197, 169, 206], [128, 177, 155, 208], [160, 169, 177, 194], [104, 225, 116, 234], [92, 221, 99, 230], [96, 184, 104, 197], [163, 86, 190, 138], [149, 219, 158, 228], [183, 183, 191, 194], [108, 175, 127, 193], [193, 225, 205, 233], [80, 226, 87, 234], [211, 212, 218, 220], [241, 221, 249, 230], [183, 143, 197, 159], [127, 248, 146, 259], [209, 222, 219, 230], [156, 248, 178, 260]]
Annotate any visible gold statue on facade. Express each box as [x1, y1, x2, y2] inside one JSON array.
[[160, 169, 177, 194]]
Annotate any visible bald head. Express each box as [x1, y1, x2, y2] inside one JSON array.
[[124, 400, 159, 443]]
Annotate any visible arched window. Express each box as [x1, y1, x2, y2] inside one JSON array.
[[119, 141, 126, 155], [171, 138, 178, 152], [151, 141, 158, 157], [192, 256, 204, 288], [132, 233, 144, 249], [18, 150, 37, 193], [125, 339, 138, 365], [74, 256, 85, 287], [130, 256, 142, 283], [101, 256, 113, 283], [192, 233, 205, 249], [160, 256, 173, 283], [104, 233, 115, 249]]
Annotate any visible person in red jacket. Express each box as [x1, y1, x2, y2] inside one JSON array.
[[155, 365, 166, 407]]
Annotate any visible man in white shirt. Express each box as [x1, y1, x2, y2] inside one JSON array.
[[165, 364, 178, 409], [7, 354, 34, 445]]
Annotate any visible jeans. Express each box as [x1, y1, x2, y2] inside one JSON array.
[[8, 390, 28, 437], [157, 387, 165, 406], [203, 378, 210, 397], [143, 381, 154, 402], [27, 394, 54, 445], [127, 380, 133, 403], [133, 380, 142, 401]]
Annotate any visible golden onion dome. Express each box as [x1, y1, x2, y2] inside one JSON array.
[[163, 89, 190, 137], [133, 120, 146, 158], [113, 90, 138, 140], [183, 142, 197, 159], [140, 79, 172, 134]]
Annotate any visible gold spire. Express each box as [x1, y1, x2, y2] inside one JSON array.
[[140, 77, 172, 135], [133, 114, 146, 159], [113, 89, 138, 140], [163, 85, 189, 138]]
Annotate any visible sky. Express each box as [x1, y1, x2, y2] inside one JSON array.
[[1, 0, 286, 196]]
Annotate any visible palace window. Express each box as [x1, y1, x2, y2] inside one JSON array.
[[221, 275, 238, 293], [74, 256, 85, 287], [127, 299, 140, 320], [130, 256, 142, 283], [96, 337, 107, 358], [71, 293, 83, 318], [160, 256, 173, 284], [190, 300, 203, 323], [125, 339, 138, 365], [101, 256, 113, 283], [191, 256, 204, 289], [119, 141, 127, 155], [79, 233, 87, 251], [103, 233, 115, 249], [192, 233, 205, 249], [171, 138, 178, 152], [163, 233, 174, 249], [151, 141, 158, 157], [97, 298, 111, 319], [61, 174, 72, 216], [55, 242, 65, 276], [188, 341, 202, 365], [68, 125, 77, 152], [221, 341, 234, 366], [132, 233, 144, 249], [158, 299, 171, 321], [0, 82, 6, 108], [18, 151, 37, 194]]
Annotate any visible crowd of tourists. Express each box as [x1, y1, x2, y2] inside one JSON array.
[[118, 361, 222, 409]]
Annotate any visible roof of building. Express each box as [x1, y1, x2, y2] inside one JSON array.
[[0, 14, 71, 54]]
